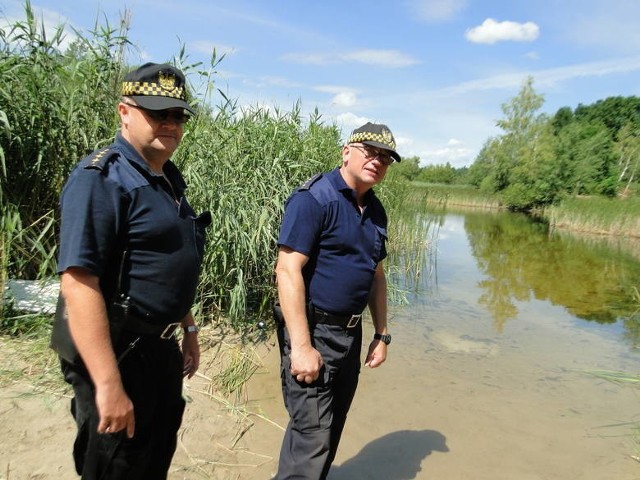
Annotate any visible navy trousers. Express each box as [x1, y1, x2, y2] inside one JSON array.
[[61, 331, 185, 480], [275, 319, 362, 480]]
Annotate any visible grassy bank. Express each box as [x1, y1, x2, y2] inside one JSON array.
[[543, 196, 640, 238], [413, 182, 503, 210], [415, 182, 639, 239]]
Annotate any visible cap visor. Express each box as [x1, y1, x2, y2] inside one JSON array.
[[129, 95, 195, 114]]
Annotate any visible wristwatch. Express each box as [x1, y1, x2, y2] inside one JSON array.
[[183, 325, 199, 334], [374, 333, 391, 345]]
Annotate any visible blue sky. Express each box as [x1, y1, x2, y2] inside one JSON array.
[[3, 0, 640, 167]]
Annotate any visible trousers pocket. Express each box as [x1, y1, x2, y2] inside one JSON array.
[[287, 380, 321, 432]]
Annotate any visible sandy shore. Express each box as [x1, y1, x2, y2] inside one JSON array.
[[1, 320, 639, 480]]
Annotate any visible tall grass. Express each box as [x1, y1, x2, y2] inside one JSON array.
[[0, 0, 130, 281], [413, 182, 503, 210], [1, 1, 435, 333], [176, 89, 341, 326], [381, 178, 439, 302], [544, 196, 640, 238]]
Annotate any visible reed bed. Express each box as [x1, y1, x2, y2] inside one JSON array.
[[1, 2, 435, 333], [413, 183, 503, 210], [544, 196, 640, 238]]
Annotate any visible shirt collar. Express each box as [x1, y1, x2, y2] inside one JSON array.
[[114, 132, 187, 194], [328, 166, 375, 203]]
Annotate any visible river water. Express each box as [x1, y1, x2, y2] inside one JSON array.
[[247, 209, 640, 480]]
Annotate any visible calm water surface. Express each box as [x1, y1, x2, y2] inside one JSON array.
[[393, 209, 640, 348], [249, 209, 640, 480], [328, 209, 640, 479]]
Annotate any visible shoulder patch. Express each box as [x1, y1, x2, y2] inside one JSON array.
[[82, 146, 119, 171], [298, 173, 323, 191]]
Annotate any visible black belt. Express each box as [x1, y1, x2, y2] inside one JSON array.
[[124, 313, 181, 339], [311, 307, 362, 329]]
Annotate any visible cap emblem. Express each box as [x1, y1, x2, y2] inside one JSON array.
[[381, 128, 393, 146], [158, 70, 177, 92]]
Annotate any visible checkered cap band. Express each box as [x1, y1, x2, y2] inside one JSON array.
[[121, 81, 186, 100], [348, 130, 396, 150]]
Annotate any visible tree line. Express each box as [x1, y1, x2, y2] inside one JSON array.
[[396, 78, 640, 211]]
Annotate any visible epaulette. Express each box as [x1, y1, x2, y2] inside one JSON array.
[[82, 146, 120, 171], [298, 173, 323, 191]]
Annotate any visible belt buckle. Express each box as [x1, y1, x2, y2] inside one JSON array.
[[346, 314, 361, 329], [160, 322, 181, 339]]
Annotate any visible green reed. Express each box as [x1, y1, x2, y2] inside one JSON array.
[[544, 196, 640, 238], [381, 177, 439, 303], [1, 1, 437, 332], [1, 0, 129, 281], [413, 182, 503, 210]]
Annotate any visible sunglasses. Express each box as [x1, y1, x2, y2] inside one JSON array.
[[124, 103, 191, 125], [349, 144, 394, 166]]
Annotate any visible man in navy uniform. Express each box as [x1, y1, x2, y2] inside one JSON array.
[[274, 122, 399, 479], [55, 63, 210, 479]]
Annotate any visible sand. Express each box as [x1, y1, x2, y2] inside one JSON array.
[[1, 322, 639, 480]]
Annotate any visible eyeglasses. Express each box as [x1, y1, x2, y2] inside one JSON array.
[[124, 103, 191, 125], [349, 144, 394, 166]]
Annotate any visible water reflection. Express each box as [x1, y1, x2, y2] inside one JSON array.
[[410, 209, 640, 346]]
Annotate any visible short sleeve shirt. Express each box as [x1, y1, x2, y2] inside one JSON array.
[[277, 167, 388, 315], [57, 133, 210, 325]]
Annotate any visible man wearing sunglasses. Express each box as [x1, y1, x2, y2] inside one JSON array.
[[274, 122, 400, 479], [54, 63, 210, 479]]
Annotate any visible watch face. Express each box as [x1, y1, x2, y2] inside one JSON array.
[[375, 333, 391, 345]]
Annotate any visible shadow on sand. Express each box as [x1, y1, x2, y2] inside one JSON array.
[[328, 429, 449, 480]]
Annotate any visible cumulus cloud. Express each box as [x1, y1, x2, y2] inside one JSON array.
[[406, 0, 467, 22], [282, 49, 419, 68], [420, 139, 474, 167], [465, 18, 540, 44], [331, 91, 358, 108], [335, 112, 370, 134]]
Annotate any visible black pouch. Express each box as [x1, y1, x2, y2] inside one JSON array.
[[50, 293, 130, 365], [50, 250, 130, 365], [50, 293, 131, 365], [50, 293, 80, 364]]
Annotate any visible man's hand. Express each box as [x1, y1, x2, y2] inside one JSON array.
[[95, 380, 135, 438], [290, 343, 324, 384], [364, 339, 387, 368], [182, 330, 200, 378]]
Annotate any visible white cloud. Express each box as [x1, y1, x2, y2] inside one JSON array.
[[260, 76, 302, 88], [465, 18, 540, 44], [2, 7, 78, 52], [427, 55, 640, 99], [282, 49, 420, 68], [331, 91, 358, 108], [342, 50, 421, 68], [190, 40, 236, 57], [335, 112, 370, 135], [406, 0, 467, 22], [315, 85, 351, 94], [419, 141, 474, 167]]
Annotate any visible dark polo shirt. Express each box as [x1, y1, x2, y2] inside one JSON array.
[[278, 167, 388, 316], [58, 133, 210, 325]]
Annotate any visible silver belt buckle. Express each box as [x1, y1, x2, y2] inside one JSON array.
[[346, 314, 362, 328], [160, 322, 181, 339]]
